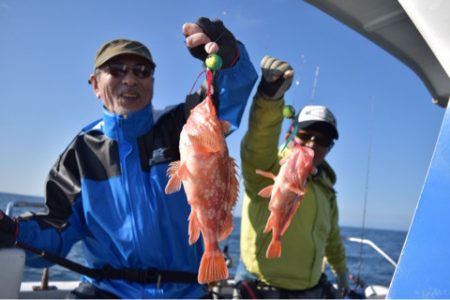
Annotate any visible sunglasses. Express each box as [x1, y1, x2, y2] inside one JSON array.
[[102, 63, 153, 79], [296, 131, 334, 148]]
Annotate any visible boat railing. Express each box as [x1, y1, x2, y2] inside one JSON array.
[[347, 236, 397, 268], [5, 200, 46, 216]]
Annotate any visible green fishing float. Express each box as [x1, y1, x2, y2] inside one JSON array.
[[283, 105, 295, 119], [205, 54, 223, 71]]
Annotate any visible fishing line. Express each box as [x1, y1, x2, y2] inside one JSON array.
[[310, 66, 320, 101], [356, 97, 375, 280], [292, 52, 305, 109], [280, 55, 305, 152], [293, 79, 301, 109], [281, 121, 298, 152], [188, 70, 206, 95]]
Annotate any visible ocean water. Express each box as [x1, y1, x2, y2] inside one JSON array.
[[0, 192, 406, 288]]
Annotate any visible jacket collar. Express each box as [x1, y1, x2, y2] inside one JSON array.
[[102, 103, 154, 140], [312, 160, 336, 189]]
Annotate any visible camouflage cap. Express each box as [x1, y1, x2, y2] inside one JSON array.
[[93, 38, 156, 70]]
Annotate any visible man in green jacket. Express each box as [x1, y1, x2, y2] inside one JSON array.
[[235, 56, 349, 298]]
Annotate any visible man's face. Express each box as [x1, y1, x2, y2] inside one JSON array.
[[291, 129, 334, 167], [90, 54, 154, 115]]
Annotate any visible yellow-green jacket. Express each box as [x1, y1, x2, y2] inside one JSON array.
[[240, 94, 347, 290]]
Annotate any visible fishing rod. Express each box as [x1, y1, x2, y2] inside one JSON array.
[[356, 97, 375, 280], [14, 241, 198, 285], [15, 241, 103, 281]]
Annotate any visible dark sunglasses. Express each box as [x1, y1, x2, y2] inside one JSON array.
[[296, 131, 334, 148], [103, 63, 153, 79]]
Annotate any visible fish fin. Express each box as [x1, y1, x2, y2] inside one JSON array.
[[279, 157, 288, 165], [219, 158, 238, 241], [255, 169, 276, 180], [227, 157, 239, 207], [303, 146, 315, 157], [188, 210, 201, 245], [258, 185, 273, 198], [280, 201, 301, 235], [165, 161, 183, 194], [287, 184, 305, 197], [266, 238, 282, 258], [219, 213, 233, 241], [198, 243, 229, 284], [263, 213, 275, 233], [221, 120, 231, 135]]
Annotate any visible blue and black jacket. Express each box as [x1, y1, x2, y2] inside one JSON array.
[[17, 43, 257, 299]]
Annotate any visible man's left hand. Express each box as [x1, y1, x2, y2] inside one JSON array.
[[183, 17, 238, 68], [257, 55, 294, 100], [0, 210, 18, 248]]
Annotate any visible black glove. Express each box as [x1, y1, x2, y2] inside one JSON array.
[[257, 55, 294, 100], [188, 17, 238, 68], [0, 210, 18, 248]]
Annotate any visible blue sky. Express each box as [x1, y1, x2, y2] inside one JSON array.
[[0, 1, 444, 231]]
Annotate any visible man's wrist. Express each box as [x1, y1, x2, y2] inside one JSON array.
[[0, 213, 18, 248], [257, 79, 285, 101]]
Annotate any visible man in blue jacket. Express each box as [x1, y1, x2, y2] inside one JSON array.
[[0, 17, 257, 299]]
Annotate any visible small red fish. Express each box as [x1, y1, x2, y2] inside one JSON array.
[[256, 146, 315, 258], [165, 96, 238, 284]]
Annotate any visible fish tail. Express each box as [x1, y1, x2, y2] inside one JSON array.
[[266, 238, 282, 258], [198, 244, 229, 284]]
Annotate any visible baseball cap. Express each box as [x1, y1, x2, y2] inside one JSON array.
[[93, 39, 156, 70], [297, 105, 338, 139]]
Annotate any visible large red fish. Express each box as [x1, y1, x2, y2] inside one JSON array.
[[256, 146, 315, 258], [165, 96, 238, 284]]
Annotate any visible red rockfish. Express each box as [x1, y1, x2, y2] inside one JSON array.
[[165, 96, 238, 284], [256, 146, 315, 258]]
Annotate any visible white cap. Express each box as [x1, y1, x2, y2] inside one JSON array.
[[297, 105, 338, 139]]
